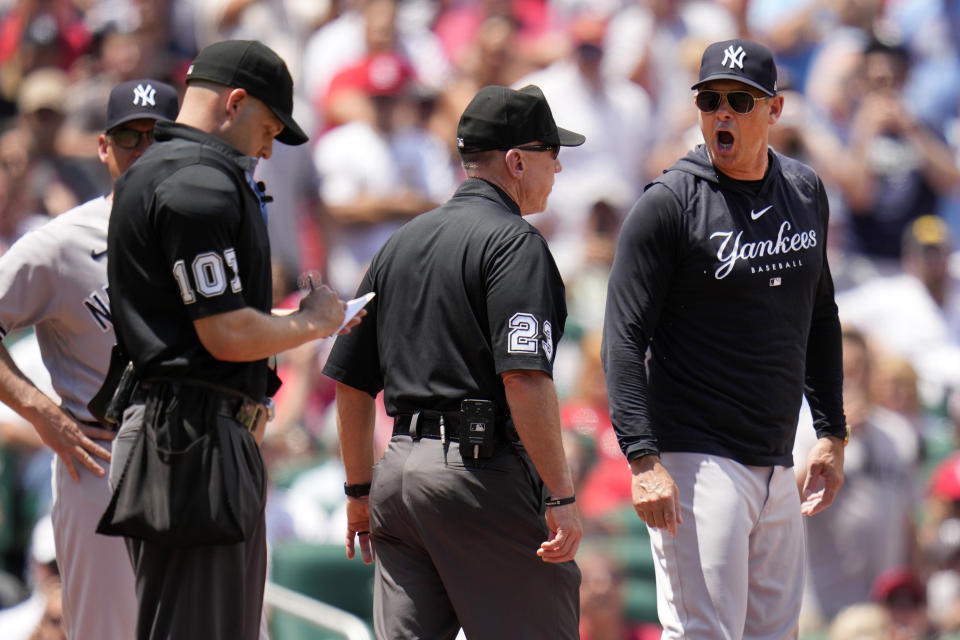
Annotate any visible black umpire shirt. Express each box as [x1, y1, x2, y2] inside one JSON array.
[[323, 178, 566, 415], [107, 121, 274, 400], [603, 145, 846, 468]]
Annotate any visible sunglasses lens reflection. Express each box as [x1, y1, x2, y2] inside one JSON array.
[[111, 129, 155, 149], [695, 91, 757, 114], [726, 92, 755, 113], [695, 91, 721, 112]]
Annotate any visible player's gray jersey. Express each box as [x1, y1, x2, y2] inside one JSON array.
[[0, 196, 113, 422]]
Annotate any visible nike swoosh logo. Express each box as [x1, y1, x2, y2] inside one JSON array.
[[90, 249, 107, 260], [750, 205, 773, 221]]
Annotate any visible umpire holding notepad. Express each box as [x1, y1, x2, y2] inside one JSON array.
[[98, 40, 361, 640], [324, 84, 584, 639]]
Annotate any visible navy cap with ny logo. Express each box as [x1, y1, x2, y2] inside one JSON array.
[[106, 79, 179, 131], [692, 39, 778, 97]]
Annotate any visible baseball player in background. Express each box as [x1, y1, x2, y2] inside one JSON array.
[[602, 39, 847, 639], [0, 79, 179, 639]]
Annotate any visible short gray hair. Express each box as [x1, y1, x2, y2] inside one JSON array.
[[460, 149, 502, 174]]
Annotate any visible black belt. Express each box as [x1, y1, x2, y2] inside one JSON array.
[[131, 381, 266, 432], [74, 417, 115, 433], [393, 411, 462, 440], [393, 410, 519, 443]]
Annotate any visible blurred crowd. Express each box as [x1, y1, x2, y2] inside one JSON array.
[[0, 0, 959, 638]]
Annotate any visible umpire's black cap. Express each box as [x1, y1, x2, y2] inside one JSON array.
[[456, 85, 585, 154], [105, 79, 179, 131], [693, 39, 778, 96], [185, 39, 308, 146]]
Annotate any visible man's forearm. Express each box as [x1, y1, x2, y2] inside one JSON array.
[[0, 343, 61, 426], [335, 382, 377, 484], [502, 370, 574, 497], [194, 307, 333, 362]]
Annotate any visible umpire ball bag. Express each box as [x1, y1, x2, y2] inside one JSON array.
[[97, 382, 266, 546]]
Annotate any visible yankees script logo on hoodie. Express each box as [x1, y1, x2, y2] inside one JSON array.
[[710, 218, 818, 280]]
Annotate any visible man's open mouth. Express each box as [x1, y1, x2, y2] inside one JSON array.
[[717, 130, 735, 151]]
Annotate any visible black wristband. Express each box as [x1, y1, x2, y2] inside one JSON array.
[[344, 482, 371, 498], [544, 494, 576, 507]]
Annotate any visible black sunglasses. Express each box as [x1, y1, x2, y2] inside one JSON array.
[[109, 127, 155, 150], [695, 90, 771, 115], [511, 144, 560, 159]]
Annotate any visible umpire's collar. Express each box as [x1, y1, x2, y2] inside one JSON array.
[[453, 178, 522, 217], [154, 121, 259, 174]]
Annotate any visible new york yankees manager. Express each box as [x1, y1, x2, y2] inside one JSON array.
[[602, 39, 848, 639]]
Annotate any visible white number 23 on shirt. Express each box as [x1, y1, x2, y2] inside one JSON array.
[[507, 312, 553, 361]]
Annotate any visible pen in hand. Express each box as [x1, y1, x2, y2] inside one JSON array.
[[297, 270, 322, 293]]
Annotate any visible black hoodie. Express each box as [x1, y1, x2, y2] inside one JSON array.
[[602, 145, 846, 467]]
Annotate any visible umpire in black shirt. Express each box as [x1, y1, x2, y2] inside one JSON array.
[[323, 84, 584, 639], [104, 41, 358, 640]]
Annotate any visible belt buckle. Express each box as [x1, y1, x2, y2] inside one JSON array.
[[234, 399, 259, 431], [235, 397, 274, 432]]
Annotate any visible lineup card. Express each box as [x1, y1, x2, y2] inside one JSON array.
[[334, 292, 376, 334]]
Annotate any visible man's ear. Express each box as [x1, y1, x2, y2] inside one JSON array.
[[225, 88, 248, 117], [97, 133, 109, 163], [768, 94, 784, 125], [504, 148, 524, 177]]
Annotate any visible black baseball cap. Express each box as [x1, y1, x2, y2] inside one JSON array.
[[185, 39, 308, 146], [692, 39, 778, 96], [105, 79, 179, 131], [456, 85, 585, 154]]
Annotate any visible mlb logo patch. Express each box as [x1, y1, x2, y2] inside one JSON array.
[[769, 277, 782, 287]]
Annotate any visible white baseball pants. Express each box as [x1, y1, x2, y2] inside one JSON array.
[[649, 452, 804, 640], [51, 440, 138, 640]]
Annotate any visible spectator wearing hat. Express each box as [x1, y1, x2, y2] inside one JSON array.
[[838, 214, 960, 407], [301, 0, 449, 130], [603, 38, 847, 639], [0, 0, 90, 113], [870, 568, 933, 640], [0, 77, 179, 640], [325, 83, 585, 639], [321, 49, 417, 129], [0, 68, 101, 240], [0, 0, 90, 72], [100, 40, 360, 640], [313, 50, 456, 295]]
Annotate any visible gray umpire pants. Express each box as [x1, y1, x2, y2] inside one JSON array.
[[110, 401, 268, 640], [370, 435, 581, 640]]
